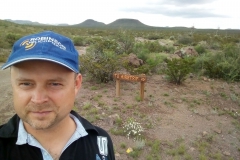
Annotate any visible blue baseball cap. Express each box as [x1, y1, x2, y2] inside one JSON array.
[[1, 31, 79, 73]]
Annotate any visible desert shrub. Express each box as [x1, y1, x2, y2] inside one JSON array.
[[5, 33, 22, 47], [0, 48, 11, 62], [192, 52, 211, 75], [203, 59, 223, 78], [194, 45, 206, 55], [133, 41, 173, 54], [145, 41, 163, 53], [114, 30, 135, 54], [192, 34, 210, 44], [133, 43, 148, 55], [123, 61, 150, 75], [214, 44, 240, 81], [87, 29, 106, 36], [194, 44, 240, 81], [80, 39, 121, 82], [146, 34, 163, 40], [0, 38, 10, 49], [163, 57, 195, 85], [161, 45, 175, 53], [135, 48, 149, 62], [209, 42, 221, 50], [212, 35, 224, 43], [73, 36, 95, 46], [169, 36, 175, 40], [177, 35, 193, 45], [146, 54, 167, 74], [193, 52, 224, 78], [88, 37, 118, 54], [123, 53, 167, 75], [73, 36, 85, 46]]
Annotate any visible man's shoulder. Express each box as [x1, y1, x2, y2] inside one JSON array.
[[0, 114, 19, 138], [92, 125, 111, 137]]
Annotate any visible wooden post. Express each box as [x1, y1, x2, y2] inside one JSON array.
[[140, 82, 144, 101], [116, 79, 120, 97], [113, 73, 147, 100]]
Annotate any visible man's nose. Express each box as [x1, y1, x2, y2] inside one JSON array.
[[31, 87, 48, 104]]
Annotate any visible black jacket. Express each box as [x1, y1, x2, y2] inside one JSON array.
[[0, 111, 115, 160]]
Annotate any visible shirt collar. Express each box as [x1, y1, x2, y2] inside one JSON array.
[[16, 113, 88, 145]]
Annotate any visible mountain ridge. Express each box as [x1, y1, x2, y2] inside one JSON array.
[[3, 18, 160, 29], [73, 19, 106, 27], [3, 18, 240, 31]]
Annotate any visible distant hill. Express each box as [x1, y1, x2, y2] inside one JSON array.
[[4, 19, 47, 26], [73, 19, 106, 27], [0, 19, 17, 26], [107, 18, 151, 29]]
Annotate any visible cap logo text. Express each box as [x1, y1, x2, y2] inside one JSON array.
[[20, 36, 66, 50]]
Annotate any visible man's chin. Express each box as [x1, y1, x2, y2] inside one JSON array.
[[31, 123, 52, 130], [25, 118, 56, 130]]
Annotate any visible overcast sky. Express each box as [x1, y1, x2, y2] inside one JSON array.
[[0, 0, 239, 29]]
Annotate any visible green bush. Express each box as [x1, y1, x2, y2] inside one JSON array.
[[0, 48, 11, 62], [5, 33, 22, 47], [177, 35, 193, 45], [135, 48, 149, 62], [114, 30, 135, 54], [161, 45, 175, 53], [169, 36, 175, 40], [123, 53, 167, 75], [88, 38, 118, 54], [209, 42, 221, 50], [163, 57, 195, 85], [214, 45, 240, 81], [133, 41, 173, 54], [80, 40, 121, 82], [192, 52, 211, 76], [203, 59, 223, 78], [194, 45, 206, 55], [193, 44, 240, 81], [0, 38, 10, 49], [146, 54, 167, 74], [133, 43, 147, 55], [146, 34, 163, 40], [122, 59, 150, 75], [73, 36, 85, 46], [145, 41, 163, 53]]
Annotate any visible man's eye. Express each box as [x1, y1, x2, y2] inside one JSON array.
[[19, 82, 33, 89], [20, 82, 31, 86], [50, 83, 62, 86]]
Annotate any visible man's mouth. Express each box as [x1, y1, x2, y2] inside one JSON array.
[[30, 111, 52, 116]]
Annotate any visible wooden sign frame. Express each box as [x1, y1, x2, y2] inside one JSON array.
[[113, 73, 147, 101]]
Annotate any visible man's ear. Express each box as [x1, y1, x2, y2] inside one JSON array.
[[75, 74, 82, 95]]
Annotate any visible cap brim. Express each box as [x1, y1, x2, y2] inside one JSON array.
[[1, 57, 79, 73]]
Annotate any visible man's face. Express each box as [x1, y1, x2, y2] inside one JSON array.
[[10, 60, 82, 130]]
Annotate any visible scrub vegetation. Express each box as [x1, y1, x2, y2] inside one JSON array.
[[0, 19, 240, 159]]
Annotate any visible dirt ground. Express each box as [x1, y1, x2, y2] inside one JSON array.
[[0, 62, 240, 159]]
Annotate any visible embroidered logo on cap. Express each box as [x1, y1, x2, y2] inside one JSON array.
[[20, 40, 36, 50], [20, 36, 66, 51]]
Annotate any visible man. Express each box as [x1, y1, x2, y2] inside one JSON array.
[[0, 31, 115, 160]]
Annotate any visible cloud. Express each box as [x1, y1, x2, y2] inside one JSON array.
[[120, 0, 226, 19], [125, 6, 226, 18], [147, 0, 217, 5]]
